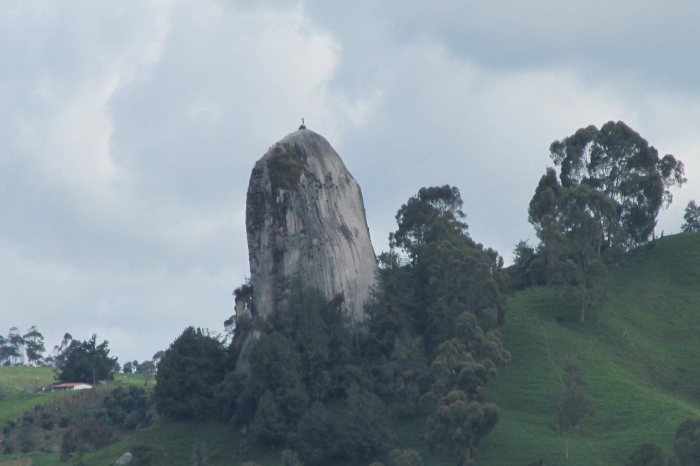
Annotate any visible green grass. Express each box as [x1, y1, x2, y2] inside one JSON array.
[[479, 232, 700, 465], [0, 367, 152, 434]]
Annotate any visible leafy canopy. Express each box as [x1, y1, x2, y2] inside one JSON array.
[[549, 120, 685, 247], [55, 334, 117, 384]]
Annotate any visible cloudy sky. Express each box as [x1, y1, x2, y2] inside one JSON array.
[[2, 1, 699, 364]]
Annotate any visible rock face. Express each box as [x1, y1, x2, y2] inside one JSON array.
[[245, 128, 377, 323]]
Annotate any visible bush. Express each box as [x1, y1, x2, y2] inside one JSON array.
[[130, 437, 164, 466], [103, 386, 154, 429], [293, 401, 340, 465], [337, 386, 393, 461], [390, 449, 424, 466], [674, 418, 700, 466], [626, 443, 667, 466], [154, 327, 225, 420]]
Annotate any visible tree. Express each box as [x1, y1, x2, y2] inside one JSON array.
[[7, 327, 25, 365], [389, 449, 424, 466], [388, 185, 508, 349], [103, 386, 154, 430], [507, 240, 537, 291], [151, 350, 165, 365], [294, 401, 340, 465], [23, 326, 45, 366], [528, 170, 617, 321], [337, 385, 393, 462], [55, 334, 118, 384], [549, 121, 686, 246], [424, 390, 499, 466], [154, 327, 225, 420], [136, 360, 156, 375], [0, 335, 12, 366], [50, 332, 74, 369], [555, 360, 595, 459], [239, 333, 309, 441], [360, 185, 508, 463], [674, 418, 700, 466], [123, 361, 134, 374], [682, 200, 700, 233]]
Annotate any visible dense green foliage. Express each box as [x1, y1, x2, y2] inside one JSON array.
[[225, 283, 394, 464], [154, 327, 225, 421], [149, 185, 509, 466], [516, 121, 687, 322], [55, 334, 118, 384], [549, 120, 685, 247], [103, 386, 154, 430]]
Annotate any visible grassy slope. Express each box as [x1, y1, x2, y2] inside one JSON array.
[[4, 233, 700, 465], [0, 367, 64, 426], [479, 232, 700, 465], [0, 370, 151, 465]]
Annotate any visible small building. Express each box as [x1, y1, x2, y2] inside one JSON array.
[[51, 382, 93, 392]]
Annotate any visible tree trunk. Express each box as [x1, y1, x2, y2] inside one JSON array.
[[566, 437, 569, 459], [579, 282, 586, 323]]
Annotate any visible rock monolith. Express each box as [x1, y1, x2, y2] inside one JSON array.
[[244, 128, 377, 324]]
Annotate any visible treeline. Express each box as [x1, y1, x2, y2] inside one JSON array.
[[1, 326, 161, 381], [0, 326, 48, 367], [155, 185, 510, 466]]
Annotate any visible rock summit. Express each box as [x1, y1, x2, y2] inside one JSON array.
[[244, 128, 377, 324]]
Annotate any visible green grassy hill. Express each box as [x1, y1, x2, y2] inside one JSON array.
[[479, 232, 700, 465], [3, 233, 700, 466]]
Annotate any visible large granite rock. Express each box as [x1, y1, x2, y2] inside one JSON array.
[[245, 128, 377, 323]]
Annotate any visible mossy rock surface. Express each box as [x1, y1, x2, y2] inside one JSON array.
[[266, 143, 305, 192]]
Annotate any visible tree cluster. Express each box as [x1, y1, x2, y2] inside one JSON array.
[[154, 185, 510, 466], [54, 334, 118, 384], [511, 121, 687, 322], [123, 353, 162, 376], [0, 326, 46, 366]]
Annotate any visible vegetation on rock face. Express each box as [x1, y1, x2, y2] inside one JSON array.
[[266, 143, 305, 192]]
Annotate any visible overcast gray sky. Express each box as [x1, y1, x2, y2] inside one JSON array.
[[2, 1, 699, 364]]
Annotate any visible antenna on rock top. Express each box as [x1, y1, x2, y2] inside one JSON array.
[[299, 117, 307, 130]]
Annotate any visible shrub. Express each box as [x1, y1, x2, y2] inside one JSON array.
[[154, 327, 225, 420]]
